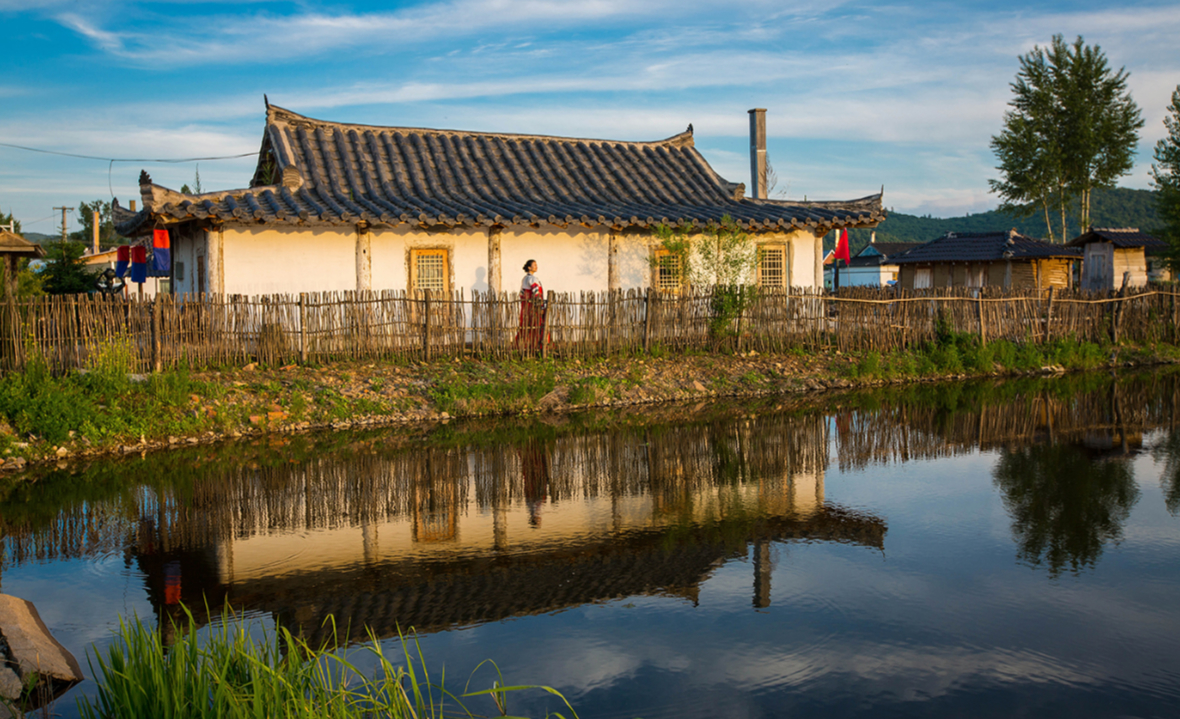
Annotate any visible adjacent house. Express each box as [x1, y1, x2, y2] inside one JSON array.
[[114, 104, 885, 298], [892, 230, 1079, 290], [1068, 227, 1169, 291], [825, 240, 922, 288]]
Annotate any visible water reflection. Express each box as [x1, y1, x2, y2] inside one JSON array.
[[993, 444, 1139, 575], [3, 370, 1180, 649]]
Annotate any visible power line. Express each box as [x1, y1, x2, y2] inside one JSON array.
[[0, 141, 258, 164]]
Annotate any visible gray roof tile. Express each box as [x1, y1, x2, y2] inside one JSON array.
[[892, 230, 1080, 264], [117, 105, 885, 235]]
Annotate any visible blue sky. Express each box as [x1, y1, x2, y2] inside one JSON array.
[[2, 0, 1178, 235]]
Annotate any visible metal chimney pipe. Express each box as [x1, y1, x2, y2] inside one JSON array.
[[748, 108, 767, 199]]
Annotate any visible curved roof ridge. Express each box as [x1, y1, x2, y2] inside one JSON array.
[[267, 104, 695, 149]]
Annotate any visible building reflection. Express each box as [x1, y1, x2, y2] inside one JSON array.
[[5, 369, 1180, 641], [117, 412, 882, 645]]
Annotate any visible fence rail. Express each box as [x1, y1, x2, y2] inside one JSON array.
[[1, 285, 1177, 374]]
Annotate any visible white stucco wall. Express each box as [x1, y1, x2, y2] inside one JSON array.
[[501, 226, 612, 295], [176, 222, 823, 297], [221, 226, 356, 295]]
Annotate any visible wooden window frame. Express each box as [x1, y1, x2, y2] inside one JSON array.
[[410, 248, 451, 295], [756, 243, 788, 288], [652, 247, 685, 294]]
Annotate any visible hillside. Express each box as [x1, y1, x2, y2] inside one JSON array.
[[833, 187, 1162, 254]]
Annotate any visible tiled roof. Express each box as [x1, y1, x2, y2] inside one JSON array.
[[892, 230, 1080, 264], [847, 241, 922, 267], [116, 104, 885, 235], [220, 505, 886, 644], [1068, 227, 1168, 252]]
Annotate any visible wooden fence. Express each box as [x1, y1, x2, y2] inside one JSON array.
[[1, 284, 1178, 373]]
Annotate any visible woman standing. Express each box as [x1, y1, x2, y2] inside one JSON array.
[[515, 259, 545, 351]]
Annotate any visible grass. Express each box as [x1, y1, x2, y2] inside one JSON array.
[[844, 331, 1114, 381], [80, 607, 578, 719], [428, 360, 557, 415]]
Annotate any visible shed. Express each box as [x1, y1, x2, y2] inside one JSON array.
[[1068, 227, 1169, 291], [0, 229, 46, 298], [892, 230, 1079, 291]]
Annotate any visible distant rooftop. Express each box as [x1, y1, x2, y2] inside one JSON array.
[[891, 230, 1080, 264]]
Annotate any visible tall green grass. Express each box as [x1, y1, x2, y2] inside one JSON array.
[[80, 608, 578, 719]]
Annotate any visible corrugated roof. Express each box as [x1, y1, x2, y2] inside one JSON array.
[[117, 104, 885, 235], [892, 230, 1080, 264], [1068, 227, 1168, 251]]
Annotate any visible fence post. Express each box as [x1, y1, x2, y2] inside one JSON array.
[[1172, 291, 1178, 345], [977, 293, 986, 345], [1043, 287, 1054, 345], [1113, 274, 1129, 343], [541, 291, 551, 359], [298, 292, 308, 364], [151, 297, 161, 372], [643, 287, 654, 352], [423, 291, 432, 361]]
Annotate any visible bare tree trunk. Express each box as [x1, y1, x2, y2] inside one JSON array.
[[1042, 198, 1055, 243], [1058, 185, 1069, 243]]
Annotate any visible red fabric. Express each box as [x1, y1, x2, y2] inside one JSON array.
[[116, 245, 130, 262], [131, 245, 147, 263], [515, 292, 546, 351], [834, 229, 851, 263], [152, 229, 170, 249]]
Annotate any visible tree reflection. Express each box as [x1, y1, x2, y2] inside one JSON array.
[[993, 444, 1139, 575], [1151, 429, 1180, 516]]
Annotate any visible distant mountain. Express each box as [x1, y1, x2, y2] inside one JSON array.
[[832, 187, 1162, 255], [22, 232, 56, 243]]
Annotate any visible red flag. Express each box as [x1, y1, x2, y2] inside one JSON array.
[[834, 229, 851, 263]]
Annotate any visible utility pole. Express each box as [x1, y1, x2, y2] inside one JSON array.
[[53, 206, 74, 243]]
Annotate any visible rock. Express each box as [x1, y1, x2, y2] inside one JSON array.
[[536, 388, 567, 411], [0, 594, 83, 710], [692, 381, 707, 392], [0, 667, 21, 702], [54, 447, 68, 458], [243, 363, 257, 371]]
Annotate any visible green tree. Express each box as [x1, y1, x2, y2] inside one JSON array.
[[179, 165, 203, 195], [1152, 85, 1180, 270], [0, 208, 20, 234], [655, 215, 758, 347], [73, 199, 115, 248], [991, 35, 1143, 241], [41, 241, 96, 294]]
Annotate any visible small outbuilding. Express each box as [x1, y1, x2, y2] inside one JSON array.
[[0, 229, 46, 298], [1068, 227, 1169, 291], [826, 241, 922, 288], [892, 230, 1079, 291]]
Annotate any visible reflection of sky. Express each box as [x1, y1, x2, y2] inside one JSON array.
[[397, 449, 1180, 719], [5, 428, 1180, 718]]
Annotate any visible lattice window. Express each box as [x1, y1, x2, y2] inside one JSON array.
[[411, 249, 449, 293], [758, 245, 786, 287], [653, 248, 683, 293]]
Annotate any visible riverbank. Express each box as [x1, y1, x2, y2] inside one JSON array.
[[1, 335, 1177, 471]]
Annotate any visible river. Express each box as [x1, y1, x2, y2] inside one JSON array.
[[2, 370, 1180, 718]]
